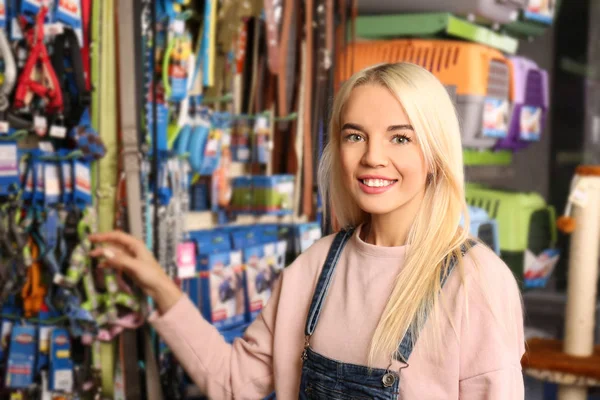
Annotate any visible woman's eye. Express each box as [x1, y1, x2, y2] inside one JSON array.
[[392, 135, 410, 145], [345, 133, 363, 142]]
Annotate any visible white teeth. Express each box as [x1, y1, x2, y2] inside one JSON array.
[[362, 179, 395, 187]]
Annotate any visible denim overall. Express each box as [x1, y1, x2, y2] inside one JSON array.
[[298, 229, 473, 400]]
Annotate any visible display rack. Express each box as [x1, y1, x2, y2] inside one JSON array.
[[463, 149, 513, 166], [353, 13, 519, 54]]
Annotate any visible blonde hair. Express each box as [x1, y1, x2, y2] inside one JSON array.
[[318, 62, 473, 366]]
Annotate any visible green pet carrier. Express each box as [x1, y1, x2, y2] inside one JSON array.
[[465, 183, 559, 288]]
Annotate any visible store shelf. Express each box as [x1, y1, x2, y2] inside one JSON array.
[[463, 149, 513, 166], [559, 57, 598, 80], [184, 211, 221, 231], [502, 20, 549, 39], [184, 211, 308, 232], [353, 13, 519, 54]]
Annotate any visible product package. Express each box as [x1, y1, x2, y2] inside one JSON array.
[[193, 250, 246, 330], [243, 241, 287, 321]]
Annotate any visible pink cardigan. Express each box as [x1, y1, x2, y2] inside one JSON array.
[[149, 230, 525, 399]]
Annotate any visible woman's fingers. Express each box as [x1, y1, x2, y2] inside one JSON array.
[[90, 246, 140, 276], [89, 231, 146, 257]]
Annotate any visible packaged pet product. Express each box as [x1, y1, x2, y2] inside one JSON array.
[[294, 222, 323, 254], [230, 176, 253, 214], [243, 241, 288, 321], [252, 175, 295, 215], [196, 250, 246, 330]]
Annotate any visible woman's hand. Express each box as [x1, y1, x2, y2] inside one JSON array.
[[88, 230, 183, 314]]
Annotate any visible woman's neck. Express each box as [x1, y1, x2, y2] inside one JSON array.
[[362, 217, 410, 247], [361, 190, 425, 247]]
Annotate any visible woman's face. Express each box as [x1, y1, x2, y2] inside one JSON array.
[[339, 84, 429, 218]]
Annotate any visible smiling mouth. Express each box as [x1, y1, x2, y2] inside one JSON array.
[[359, 178, 398, 188]]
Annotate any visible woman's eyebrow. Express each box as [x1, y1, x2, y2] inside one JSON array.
[[341, 123, 414, 131], [388, 124, 414, 131], [341, 123, 363, 131]]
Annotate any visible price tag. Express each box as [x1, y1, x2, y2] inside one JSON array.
[[1, 321, 12, 347], [206, 138, 218, 154], [52, 369, 73, 392], [254, 116, 269, 132], [44, 164, 61, 203], [0, 144, 18, 178], [176, 242, 196, 279], [34, 116, 48, 137], [264, 243, 275, 256], [44, 23, 64, 37], [172, 20, 185, 34], [38, 142, 54, 153], [49, 125, 67, 139], [237, 148, 250, 161], [309, 228, 322, 241], [230, 251, 242, 267], [0, 121, 10, 134], [39, 327, 51, 353], [221, 132, 231, 147], [570, 187, 588, 208]]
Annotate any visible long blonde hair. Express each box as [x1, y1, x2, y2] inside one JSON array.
[[318, 62, 472, 365]]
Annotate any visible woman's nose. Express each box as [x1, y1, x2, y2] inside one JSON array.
[[361, 140, 389, 168]]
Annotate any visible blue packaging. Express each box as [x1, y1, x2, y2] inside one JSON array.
[[188, 116, 210, 173], [197, 250, 246, 330], [5, 325, 37, 389], [189, 229, 231, 256], [54, 0, 81, 28], [190, 182, 210, 211], [221, 323, 249, 344], [294, 222, 322, 254], [146, 102, 169, 154], [33, 159, 45, 205], [231, 228, 263, 250], [0, 301, 18, 362], [243, 241, 287, 321]]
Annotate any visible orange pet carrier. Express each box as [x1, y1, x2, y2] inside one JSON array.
[[338, 39, 513, 149]]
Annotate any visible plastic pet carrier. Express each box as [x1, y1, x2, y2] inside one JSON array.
[[339, 39, 513, 150], [495, 56, 549, 151], [465, 184, 559, 288], [461, 205, 501, 255], [356, 0, 528, 24]]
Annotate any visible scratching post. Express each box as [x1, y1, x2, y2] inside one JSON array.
[[522, 166, 600, 398], [559, 166, 600, 400]]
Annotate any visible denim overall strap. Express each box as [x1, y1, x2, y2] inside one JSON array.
[[394, 240, 477, 362], [304, 228, 355, 336]]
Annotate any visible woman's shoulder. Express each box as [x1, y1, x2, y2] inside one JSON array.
[[460, 241, 522, 306], [463, 241, 516, 283]]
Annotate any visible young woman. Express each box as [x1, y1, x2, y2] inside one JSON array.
[[89, 63, 525, 399]]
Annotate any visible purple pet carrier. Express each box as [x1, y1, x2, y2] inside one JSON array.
[[495, 57, 549, 151]]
